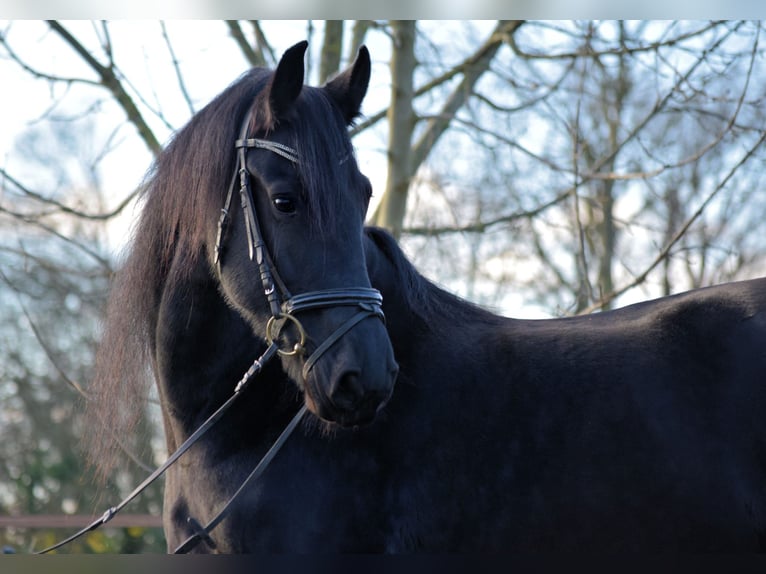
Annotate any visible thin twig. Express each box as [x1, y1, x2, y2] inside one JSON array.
[[1, 166, 141, 222], [48, 20, 163, 157], [0, 267, 156, 473], [403, 190, 570, 236], [580, 126, 766, 314], [0, 203, 113, 269], [161, 21, 196, 116], [507, 21, 726, 61]]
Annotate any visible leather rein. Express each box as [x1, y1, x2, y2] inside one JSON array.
[[36, 115, 385, 554]]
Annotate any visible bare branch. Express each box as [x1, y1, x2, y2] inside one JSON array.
[[508, 21, 726, 61], [574, 22, 744, 187], [251, 21, 276, 67], [0, 202, 113, 269], [48, 20, 163, 157], [0, 28, 100, 86], [403, 189, 570, 236], [580, 126, 766, 314], [0, 266, 89, 400], [352, 21, 525, 137], [410, 21, 525, 173], [161, 21, 195, 116], [227, 20, 264, 67], [1, 166, 140, 222]]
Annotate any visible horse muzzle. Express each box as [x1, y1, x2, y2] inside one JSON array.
[[320, 362, 398, 426], [302, 328, 398, 427], [272, 287, 398, 427]]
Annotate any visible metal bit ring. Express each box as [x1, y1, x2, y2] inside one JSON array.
[[266, 313, 307, 356]]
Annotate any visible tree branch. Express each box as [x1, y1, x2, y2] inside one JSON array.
[[580, 126, 766, 314], [1, 166, 141, 222], [227, 20, 264, 67], [48, 20, 163, 157], [351, 21, 525, 138], [403, 189, 570, 236], [508, 20, 726, 61], [161, 21, 195, 116], [409, 20, 524, 173]]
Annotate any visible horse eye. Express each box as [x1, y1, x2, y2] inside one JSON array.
[[273, 197, 296, 214]]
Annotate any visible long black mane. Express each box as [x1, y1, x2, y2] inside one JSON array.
[[364, 226, 503, 329], [87, 66, 360, 478]]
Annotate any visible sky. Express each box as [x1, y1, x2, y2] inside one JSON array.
[[0, 0, 763, 18], [0, 19, 564, 320], [0, 21, 399, 255]]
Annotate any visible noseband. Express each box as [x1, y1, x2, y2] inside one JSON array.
[[214, 115, 385, 379]]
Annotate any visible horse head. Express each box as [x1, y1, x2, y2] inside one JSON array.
[[214, 41, 398, 427]]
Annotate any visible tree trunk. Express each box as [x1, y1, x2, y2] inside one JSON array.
[[372, 20, 416, 238], [319, 21, 344, 83], [372, 20, 523, 237]]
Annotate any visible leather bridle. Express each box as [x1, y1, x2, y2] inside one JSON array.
[[215, 115, 385, 378], [36, 112, 386, 554]]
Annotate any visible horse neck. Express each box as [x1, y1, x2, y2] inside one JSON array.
[[153, 254, 294, 453], [363, 234, 437, 368], [364, 229, 510, 370]]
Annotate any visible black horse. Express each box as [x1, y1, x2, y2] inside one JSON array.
[[89, 41, 766, 552]]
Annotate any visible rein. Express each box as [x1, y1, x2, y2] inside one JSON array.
[[172, 403, 307, 553], [36, 343, 287, 554], [37, 114, 385, 554]]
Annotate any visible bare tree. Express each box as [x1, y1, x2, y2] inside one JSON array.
[[2, 20, 766, 552], [393, 21, 766, 316], [371, 20, 525, 238], [0, 117, 164, 552]]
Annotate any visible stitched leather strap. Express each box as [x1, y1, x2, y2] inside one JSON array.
[[173, 404, 308, 554], [283, 288, 383, 314], [301, 307, 384, 381]]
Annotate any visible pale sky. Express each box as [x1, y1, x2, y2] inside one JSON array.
[[0, 21, 395, 254]]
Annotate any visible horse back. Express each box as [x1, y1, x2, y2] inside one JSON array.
[[479, 277, 766, 550]]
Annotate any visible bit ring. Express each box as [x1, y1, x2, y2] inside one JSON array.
[[266, 313, 307, 356]]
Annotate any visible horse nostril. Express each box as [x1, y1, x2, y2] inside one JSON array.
[[330, 371, 364, 411]]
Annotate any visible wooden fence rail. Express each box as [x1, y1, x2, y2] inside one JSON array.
[[0, 514, 162, 529]]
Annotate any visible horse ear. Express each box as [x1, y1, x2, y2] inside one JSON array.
[[324, 45, 371, 124], [264, 40, 308, 126]]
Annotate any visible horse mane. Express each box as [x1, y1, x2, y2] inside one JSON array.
[[86, 66, 361, 480], [364, 226, 502, 330]]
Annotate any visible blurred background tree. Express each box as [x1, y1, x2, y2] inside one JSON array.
[[1, 19, 765, 552]]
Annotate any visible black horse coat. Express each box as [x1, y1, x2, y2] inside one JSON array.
[[169, 228, 766, 552]]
